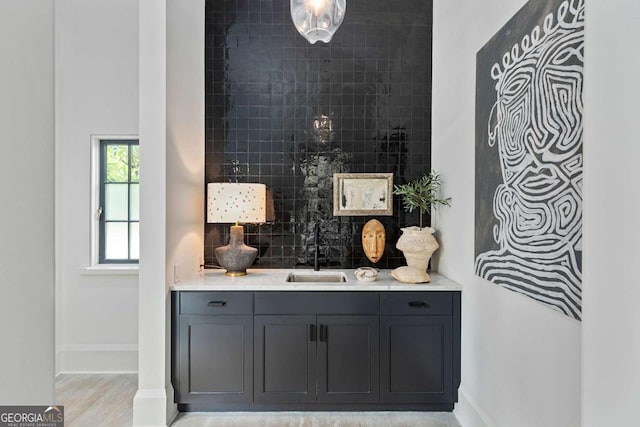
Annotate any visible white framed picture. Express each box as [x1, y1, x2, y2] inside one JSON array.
[[333, 173, 393, 216]]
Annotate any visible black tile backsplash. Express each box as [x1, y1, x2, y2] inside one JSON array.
[[205, 0, 433, 269]]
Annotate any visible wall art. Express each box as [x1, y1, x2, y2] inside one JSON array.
[[475, 0, 584, 320], [333, 173, 393, 216]]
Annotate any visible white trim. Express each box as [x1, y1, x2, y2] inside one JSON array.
[[454, 385, 493, 427], [90, 134, 139, 267], [165, 383, 178, 425], [56, 344, 138, 374], [59, 344, 138, 352], [132, 388, 171, 427], [80, 265, 139, 276]]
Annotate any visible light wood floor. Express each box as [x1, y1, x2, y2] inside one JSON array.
[[55, 374, 137, 427], [56, 374, 461, 427], [172, 411, 462, 427]]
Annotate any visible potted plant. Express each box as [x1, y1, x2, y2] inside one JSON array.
[[393, 171, 451, 229], [391, 171, 451, 283]]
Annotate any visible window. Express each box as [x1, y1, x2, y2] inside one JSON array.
[[94, 138, 139, 264]]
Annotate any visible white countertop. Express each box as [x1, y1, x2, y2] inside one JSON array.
[[170, 268, 462, 292]]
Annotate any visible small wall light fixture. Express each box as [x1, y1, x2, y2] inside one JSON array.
[[290, 0, 346, 44], [207, 183, 267, 276]]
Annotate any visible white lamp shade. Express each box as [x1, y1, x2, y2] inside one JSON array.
[[207, 183, 267, 224], [290, 0, 346, 44]]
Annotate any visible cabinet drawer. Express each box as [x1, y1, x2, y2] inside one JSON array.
[[180, 292, 253, 315], [380, 292, 452, 315], [255, 292, 379, 315]]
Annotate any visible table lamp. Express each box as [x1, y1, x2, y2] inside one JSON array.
[[207, 183, 267, 276]]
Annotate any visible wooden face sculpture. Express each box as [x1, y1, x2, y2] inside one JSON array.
[[362, 219, 386, 263]]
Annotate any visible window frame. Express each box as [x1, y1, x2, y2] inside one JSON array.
[[91, 135, 140, 266]]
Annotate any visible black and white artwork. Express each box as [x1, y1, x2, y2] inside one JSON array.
[[475, 0, 584, 320]]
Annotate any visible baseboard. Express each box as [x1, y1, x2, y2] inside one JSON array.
[[454, 386, 493, 427], [56, 344, 138, 374], [133, 387, 172, 427], [166, 382, 178, 425], [55, 349, 62, 375]]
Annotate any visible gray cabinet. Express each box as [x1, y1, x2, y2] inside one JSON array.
[[380, 292, 461, 405], [172, 292, 253, 405], [254, 292, 379, 405], [381, 316, 452, 403], [172, 290, 460, 411], [254, 315, 316, 404], [316, 315, 379, 404]]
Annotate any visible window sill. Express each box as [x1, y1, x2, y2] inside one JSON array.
[[80, 265, 139, 276]]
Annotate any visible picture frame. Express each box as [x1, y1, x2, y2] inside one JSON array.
[[333, 173, 393, 216]]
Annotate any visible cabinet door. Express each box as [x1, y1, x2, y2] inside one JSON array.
[[254, 315, 316, 404], [176, 315, 253, 404], [380, 316, 453, 404], [317, 315, 380, 404]]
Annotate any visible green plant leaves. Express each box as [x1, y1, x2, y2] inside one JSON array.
[[393, 171, 451, 228]]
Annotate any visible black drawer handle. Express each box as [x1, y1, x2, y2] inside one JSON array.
[[310, 324, 317, 342], [207, 300, 227, 307], [319, 324, 328, 342], [408, 301, 431, 308]]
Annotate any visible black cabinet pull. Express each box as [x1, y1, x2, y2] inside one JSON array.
[[408, 301, 430, 308], [310, 324, 317, 342], [207, 300, 227, 307], [319, 324, 328, 342]]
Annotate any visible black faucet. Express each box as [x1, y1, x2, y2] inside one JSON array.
[[314, 222, 320, 271]]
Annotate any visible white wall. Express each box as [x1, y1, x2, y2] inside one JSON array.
[[166, 0, 205, 411], [432, 1, 581, 426], [0, 0, 55, 404], [133, 0, 205, 423], [582, 1, 640, 425], [134, 0, 171, 424], [54, 0, 139, 373], [166, 0, 205, 299]]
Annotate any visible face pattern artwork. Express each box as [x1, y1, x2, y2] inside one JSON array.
[[362, 219, 386, 263], [475, 0, 584, 320]]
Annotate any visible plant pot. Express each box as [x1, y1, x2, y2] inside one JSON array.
[[393, 226, 439, 283]]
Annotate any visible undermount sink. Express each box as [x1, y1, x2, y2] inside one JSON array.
[[285, 272, 347, 283]]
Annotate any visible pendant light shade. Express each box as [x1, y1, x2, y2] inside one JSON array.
[[291, 0, 346, 44]]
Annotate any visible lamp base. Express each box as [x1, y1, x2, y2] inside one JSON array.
[[224, 270, 248, 277], [214, 225, 258, 276]]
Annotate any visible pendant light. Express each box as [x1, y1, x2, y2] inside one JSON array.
[[290, 0, 346, 44]]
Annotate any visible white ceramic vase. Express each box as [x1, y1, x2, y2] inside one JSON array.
[[393, 226, 439, 283]]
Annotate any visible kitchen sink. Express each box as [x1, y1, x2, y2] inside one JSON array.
[[285, 272, 347, 283]]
